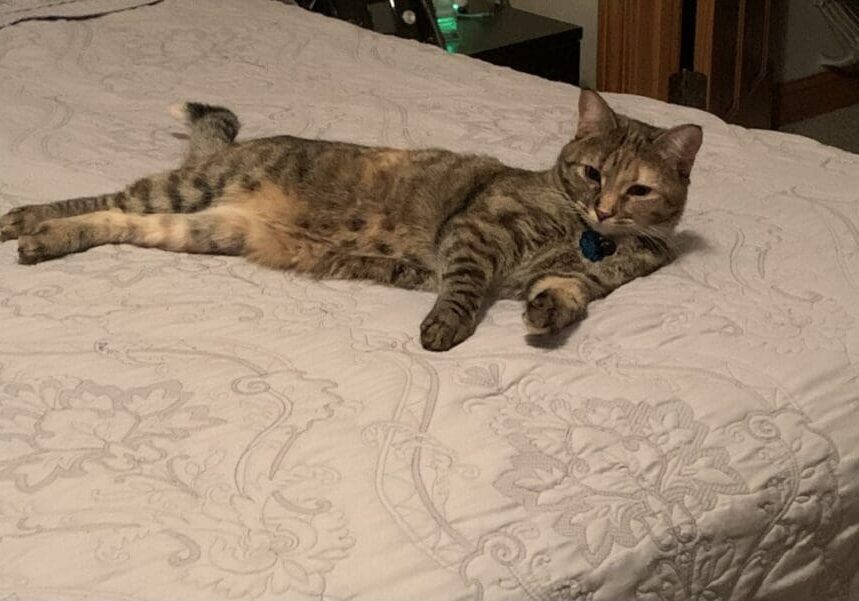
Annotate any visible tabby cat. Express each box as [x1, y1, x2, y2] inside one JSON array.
[[0, 90, 702, 351]]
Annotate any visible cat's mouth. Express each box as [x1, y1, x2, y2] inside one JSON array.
[[585, 210, 636, 237], [573, 201, 666, 240]]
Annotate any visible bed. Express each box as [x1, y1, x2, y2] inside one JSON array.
[[1, 1, 858, 599]]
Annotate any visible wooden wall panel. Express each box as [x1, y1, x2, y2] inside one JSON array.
[[597, 0, 683, 101]]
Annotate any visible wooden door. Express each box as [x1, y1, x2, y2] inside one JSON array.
[[598, 0, 774, 128], [693, 0, 773, 127]]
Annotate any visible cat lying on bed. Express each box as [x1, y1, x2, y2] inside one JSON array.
[[0, 90, 701, 351]]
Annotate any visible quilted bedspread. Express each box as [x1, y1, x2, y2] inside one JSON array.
[[0, 1, 858, 599]]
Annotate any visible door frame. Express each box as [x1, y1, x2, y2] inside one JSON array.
[[598, 0, 774, 127], [694, 0, 773, 126]]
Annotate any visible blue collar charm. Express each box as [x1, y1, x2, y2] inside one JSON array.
[[579, 229, 617, 262]]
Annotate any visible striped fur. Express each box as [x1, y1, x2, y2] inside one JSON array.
[[0, 92, 702, 351]]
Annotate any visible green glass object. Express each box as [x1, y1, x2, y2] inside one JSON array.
[[434, 0, 459, 49], [437, 16, 458, 33]]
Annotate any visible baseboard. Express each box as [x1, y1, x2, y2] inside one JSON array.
[[774, 70, 859, 126]]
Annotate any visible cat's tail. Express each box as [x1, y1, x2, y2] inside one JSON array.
[[169, 101, 241, 162]]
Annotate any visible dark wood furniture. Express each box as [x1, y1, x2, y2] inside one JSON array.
[[449, 7, 582, 86], [324, 1, 583, 86]]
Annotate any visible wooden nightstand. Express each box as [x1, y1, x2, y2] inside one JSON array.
[[367, 4, 582, 86]]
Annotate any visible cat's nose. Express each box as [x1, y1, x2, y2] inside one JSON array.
[[595, 193, 619, 221], [595, 206, 615, 221]]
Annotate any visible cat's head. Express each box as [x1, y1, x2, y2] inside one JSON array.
[[555, 89, 702, 239]]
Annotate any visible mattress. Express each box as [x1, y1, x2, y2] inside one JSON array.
[[1, 1, 858, 599]]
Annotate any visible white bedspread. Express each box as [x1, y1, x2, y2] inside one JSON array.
[[1, 2, 858, 599], [0, 0, 157, 28]]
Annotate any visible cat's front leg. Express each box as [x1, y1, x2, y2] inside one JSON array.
[[520, 238, 669, 335], [421, 222, 502, 351], [523, 275, 594, 334], [420, 266, 490, 351]]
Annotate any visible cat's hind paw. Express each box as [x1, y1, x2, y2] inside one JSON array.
[[16, 220, 81, 264], [1, 206, 44, 242], [17, 232, 52, 264]]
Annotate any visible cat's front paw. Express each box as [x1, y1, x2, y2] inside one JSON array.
[[1, 206, 45, 242], [420, 304, 475, 351], [523, 289, 586, 335]]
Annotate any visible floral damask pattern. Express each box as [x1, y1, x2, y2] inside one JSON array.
[[0, 377, 222, 492], [633, 409, 842, 600], [489, 378, 747, 566], [0, 362, 355, 600], [177, 492, 354, 598], [462, 371, 845, 598]]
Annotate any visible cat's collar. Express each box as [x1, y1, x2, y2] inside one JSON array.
[[579, 229, 617, 262]]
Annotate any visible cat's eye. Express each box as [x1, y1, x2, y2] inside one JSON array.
[[627, 184, 652, 196], [584, 165, 601, 184]]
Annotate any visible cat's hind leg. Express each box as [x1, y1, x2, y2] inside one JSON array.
[[1, 164, 233, 242], [1, 179, 175, 241], [2, 102, 239, 242], [16, 206, 249, 264], [0, 189, 134, 241]]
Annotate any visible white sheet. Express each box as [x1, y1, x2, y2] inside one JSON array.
[[1, 1, 858, 599]]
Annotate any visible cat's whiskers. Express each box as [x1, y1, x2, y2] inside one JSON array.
[[627, 222, 678, 258]]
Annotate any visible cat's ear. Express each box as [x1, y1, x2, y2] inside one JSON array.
[[576, 89, 617, 139], [654, 124, 703, 178]]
